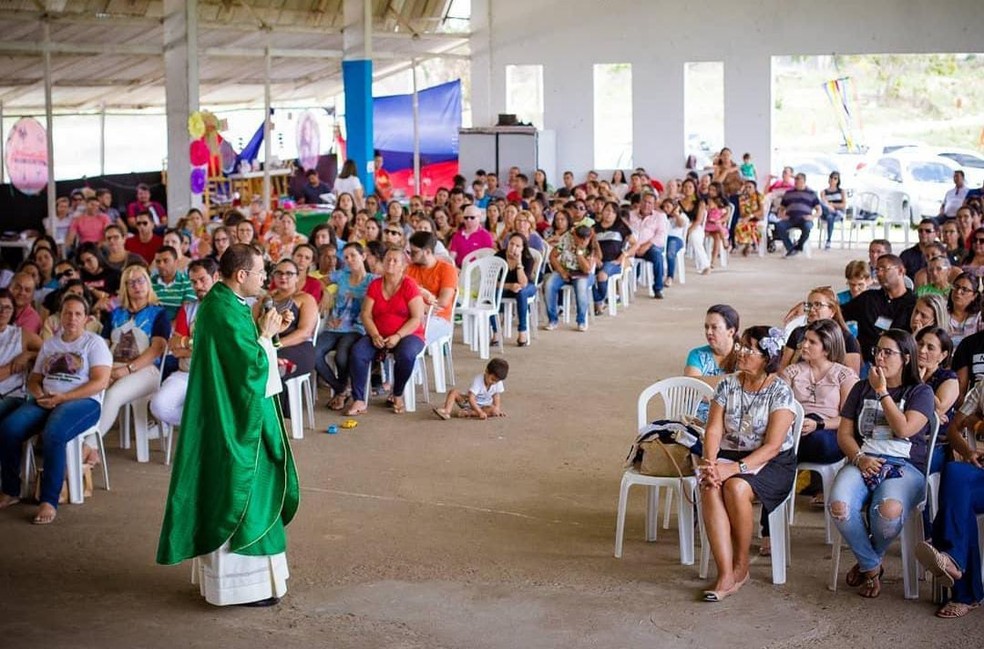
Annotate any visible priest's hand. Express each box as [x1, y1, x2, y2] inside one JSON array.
[[259, 308, 284, 340]]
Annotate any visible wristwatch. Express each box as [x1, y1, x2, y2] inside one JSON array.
[[738, 461, 749, 474], [127, 362, 135, 373]]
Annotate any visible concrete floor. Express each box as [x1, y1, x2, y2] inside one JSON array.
[[3, 246, 982, 648]]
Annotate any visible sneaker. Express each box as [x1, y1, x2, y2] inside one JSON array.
[[824, 242, 832, 250], [785, 249, 799, 258], [576, 323, 588, 332], [653, 290, 664, 299], [544, 322, 558, 331]]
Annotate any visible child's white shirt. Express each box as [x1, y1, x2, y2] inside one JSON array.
[[468, 374, 504, 408]]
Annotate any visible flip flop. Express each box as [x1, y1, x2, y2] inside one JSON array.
[[935, 601, 979, 619], [345, 406, 368, 417], [32, 505, 57, 525], [702, 573, 749, 602], [846, 563, 878, 588], [391, 401, 406, 414], [433, 407, 451, 421], [859, 568, 882, 598], [916, 541, 962, 588]]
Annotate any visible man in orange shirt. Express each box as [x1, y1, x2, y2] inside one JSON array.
[[406, 231, 458, 345]]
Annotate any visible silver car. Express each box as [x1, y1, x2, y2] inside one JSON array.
[[852, 151, 961, 226]]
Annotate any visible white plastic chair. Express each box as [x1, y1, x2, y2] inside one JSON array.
[[828, 413, 939, 598], [703, 203, 732, 268], [502, 248, 543, 341], [847, 192, 881, 249], [123, 349, 169, 464], [22, 422, 107, 503], [426, 289, 457, 393], [283, 317, 321, 440], [454, 247, 497, 347], [363, 308, 433, 412], [605, 266, 625, 317], [790, 458, 845, 544], [456, 256, 508, 360], [698, 401, 805, 585], [614, 377, 715, 566]]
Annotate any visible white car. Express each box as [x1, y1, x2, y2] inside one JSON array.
[[775, 151, 853, 194], [896, 146, 984, 189], [852, 151, 961, 226]]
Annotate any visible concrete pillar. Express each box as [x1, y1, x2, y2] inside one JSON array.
[[42, 20, 55, 236], [343, 0, 374, 197], [163, 0, 199, 225], [469, 0, 494, 127], [543, 61, 593, 177], [724, 55, 772, 184], [634, 59, 686, 183]]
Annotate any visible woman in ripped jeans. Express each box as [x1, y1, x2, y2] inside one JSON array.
[[829, 329, 936, 598]]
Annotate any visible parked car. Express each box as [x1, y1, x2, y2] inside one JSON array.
[[895, 145, 984, 189], [852, 151, 961, 226], [773, 151, 854, 194]]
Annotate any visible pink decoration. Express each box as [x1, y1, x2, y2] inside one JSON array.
[[190, 167, 206, 194], [189, 139, 209, 166]]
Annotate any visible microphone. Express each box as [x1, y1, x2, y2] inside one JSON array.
[[261, 298, 281, 347]]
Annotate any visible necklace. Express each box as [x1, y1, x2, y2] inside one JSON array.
[[807, 360, 833, 404], [737, 372, 770, 437]]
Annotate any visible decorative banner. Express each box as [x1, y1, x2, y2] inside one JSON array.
[[296, 110, 321, 172], [4, 117, 49, 196], [190, 167, 206, 194], [188, 112, 206, 139], [189, 139, 209, 166], [823, 77, 864, 154]]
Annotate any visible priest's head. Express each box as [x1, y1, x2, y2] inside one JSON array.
[[221, 243, 267, 297]]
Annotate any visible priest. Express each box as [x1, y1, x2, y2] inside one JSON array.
[[157, 243, 300, 607]]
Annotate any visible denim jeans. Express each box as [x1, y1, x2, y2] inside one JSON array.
[[545, 272, 592, 326], [592, 261, 624, 305], [829, 459, 926, 571], [314, 330, 362, 394], [931, 461, 984, 604], [349, 334, 425, 402], [798, 428, 844, 464], [635, 246, 665, 292], [0, 397, 101, 507], [820, 205, 845, 246], [776, 219, 813, 253], [665, 236, 684, 279], [491, 284, 538, 334]]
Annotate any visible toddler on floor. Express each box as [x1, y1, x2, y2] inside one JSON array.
[[434, 358, 509, 420]]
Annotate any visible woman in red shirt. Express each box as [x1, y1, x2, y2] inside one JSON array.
[[345, 246, 426, 415]]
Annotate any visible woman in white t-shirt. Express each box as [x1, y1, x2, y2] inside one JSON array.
[[333, 159, 365, 209], [0, 295, 112, 525], [0, 289, 43, 417]]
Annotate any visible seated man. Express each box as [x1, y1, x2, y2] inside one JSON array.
[[406, 232, 458, 346], [841, 253, 915, 369], [150, 258, 219, 429], [125, 211, 164, 263], [775, 172, 820, 257], [151, 246, 196, 322], [544, 223, 600, 332], [628, 193, 668, 299]]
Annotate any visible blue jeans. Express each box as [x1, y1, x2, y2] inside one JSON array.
[[776, 218, 813, 253], [545, 272, 592, 326], [829, 459, 926, 572], [931, 461, 984, 604], [665, 236, 684, 279], [635, 246, 665, 292], [0, 397, 101, 507], [349, 334, 425, 402], [592, 261, 624, 306], [491, 284, 538, 334], [314, 330, 362, 394], [820, 205, 845, 245]]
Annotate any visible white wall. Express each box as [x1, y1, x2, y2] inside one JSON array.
[[470, 0, 984, 182]]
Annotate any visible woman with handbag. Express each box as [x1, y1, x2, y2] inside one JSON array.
[[829, 328, 935, 598], [698, 326, 798, 602]]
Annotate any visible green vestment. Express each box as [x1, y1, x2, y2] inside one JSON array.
[[157, 281, 299, 565]]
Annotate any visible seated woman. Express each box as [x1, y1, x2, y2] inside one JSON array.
[[206, 226, 232, 264], [698, 326, 798, 601], [545, 208, 571, 245], [591, 201, 636, 315], [781, 319, 858, 508], [256, 259, 318, 409], [916, 382, 984, 618], [345, 245, 426, 416], [41, 281, 103, 340], [946, 272, 982, 347], [829, 328, 935, 598], [0, 295, 111, 524], [493, 233, 537, 347], [684, 304, 740, 386], [914, 326, 958, 473], [911, 293, 948, 333], [77, 243, 120, 314], [513, 211, 546, 254], [0, 289, 43, 418], [544, 222, 600, 332], [96, 264, 170, 447], [734, 179, 764, 256], [939, 219, 965, 267], [291, 243, 324, 305], [315, 243, 374, 411], [780, 286, 862, 375]]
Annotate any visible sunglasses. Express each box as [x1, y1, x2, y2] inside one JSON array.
[[384, 230, 402, 236], [56, 269, 76, 278], [918, 228, 936, 234], [136, 221, 151, 227], [463, 216, 477, 221]]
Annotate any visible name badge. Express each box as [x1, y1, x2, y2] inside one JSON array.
[[874, 316, 893, 331]]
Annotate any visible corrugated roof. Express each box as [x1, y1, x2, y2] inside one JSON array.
[[0, 0, 469, 111]]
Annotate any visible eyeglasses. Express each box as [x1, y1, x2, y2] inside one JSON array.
[[874, 265, 897, 274], [918, 228, 936, 234], [126, 277, 147, 287], [953, 284, 976, 295], [0, 305, 14, 313], [733, 342, 763, 356], [56, 269, 76, 278], [245, 269, 267, 279], [384, 230, 402, 236], [803, 301, 831, 310], [213, 236, 229, 243], [463, 216, 477, 221], [974, 238, 984, 244], [871, 346, 902, 358], [272, 270, 297, 278]]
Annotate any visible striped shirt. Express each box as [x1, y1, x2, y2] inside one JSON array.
[[151, 272, 196, 321]]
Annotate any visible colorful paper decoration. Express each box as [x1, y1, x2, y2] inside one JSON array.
[[190, 167, 206, 194], [189, 139, 209, 166], [4, 117, 48, 196]]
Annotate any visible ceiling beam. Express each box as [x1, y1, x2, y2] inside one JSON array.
[[0, 40, 162, 57]]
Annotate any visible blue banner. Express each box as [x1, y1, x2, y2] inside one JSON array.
[[373, 79, 461, 170]]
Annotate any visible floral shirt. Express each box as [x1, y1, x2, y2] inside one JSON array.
[[713, 374, 797, 452]]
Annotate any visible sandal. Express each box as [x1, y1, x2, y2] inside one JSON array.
[[758, 538, 771, 557], [344, 401, 368, 417], [935, 601, 979, 619], [810, 492, 826, 508], [329, 394, 348, 411], [846, 563, 877, 588], [433, 407, 451, 421], [32, 503, 57, 525], [916, 541, 963, 588], [859, 568, 882, 598], [391, 399, 406, 414], [702, 573, 750, 602]]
